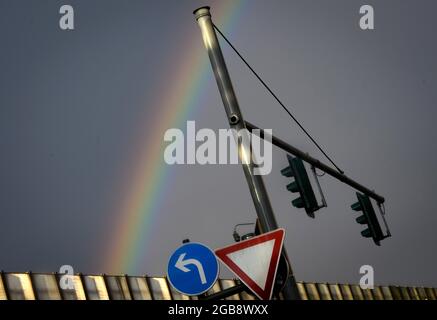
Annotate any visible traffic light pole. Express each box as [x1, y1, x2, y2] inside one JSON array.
[[193, 6, 301, 300]]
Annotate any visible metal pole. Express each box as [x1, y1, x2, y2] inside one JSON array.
[[193, 6, 300, 300], [200, 283, 247, 301], [245, 121, 385, 204]]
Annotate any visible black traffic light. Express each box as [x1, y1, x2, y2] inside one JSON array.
[[351, 192, 385, 245], [281, 155, 319, 218]]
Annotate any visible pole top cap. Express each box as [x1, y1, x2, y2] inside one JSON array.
[[193, 6, 211, 20]]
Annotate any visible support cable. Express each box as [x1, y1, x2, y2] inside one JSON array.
[[213, 24, 344, 174]]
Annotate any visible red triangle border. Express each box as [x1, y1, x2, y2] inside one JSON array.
[[215, 228, 285, 300]]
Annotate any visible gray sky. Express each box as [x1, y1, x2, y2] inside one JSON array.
[[1, 0, 436, 287]]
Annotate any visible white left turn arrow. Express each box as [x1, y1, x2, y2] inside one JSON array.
[[175, 253, 207, 284]]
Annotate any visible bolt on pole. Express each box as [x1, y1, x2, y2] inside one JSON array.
[[193, 6, 300, 300]]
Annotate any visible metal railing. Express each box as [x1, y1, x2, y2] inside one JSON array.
[[0, 272, 435, 300]]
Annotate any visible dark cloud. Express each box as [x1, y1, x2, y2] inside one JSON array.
[[0, 0, 436, 287]]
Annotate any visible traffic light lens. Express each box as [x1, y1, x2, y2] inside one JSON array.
[[356, 215, 367, 224], [281, 167, 294, 178], [286, 181, 299, 193], [361, 228, 372, 238], [351, 202, 361, 211], [292, 197, 304, 208]]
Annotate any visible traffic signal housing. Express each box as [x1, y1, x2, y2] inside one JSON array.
[[281, 155, 319, 218], [351, 192, 385, 245]]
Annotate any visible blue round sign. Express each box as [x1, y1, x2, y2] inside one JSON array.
[[167, 242, 219, 296]]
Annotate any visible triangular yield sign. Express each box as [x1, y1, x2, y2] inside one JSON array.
[[215, 228, 285, 300]]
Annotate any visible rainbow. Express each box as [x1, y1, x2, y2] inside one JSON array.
[[104, 1, 247, 274]]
